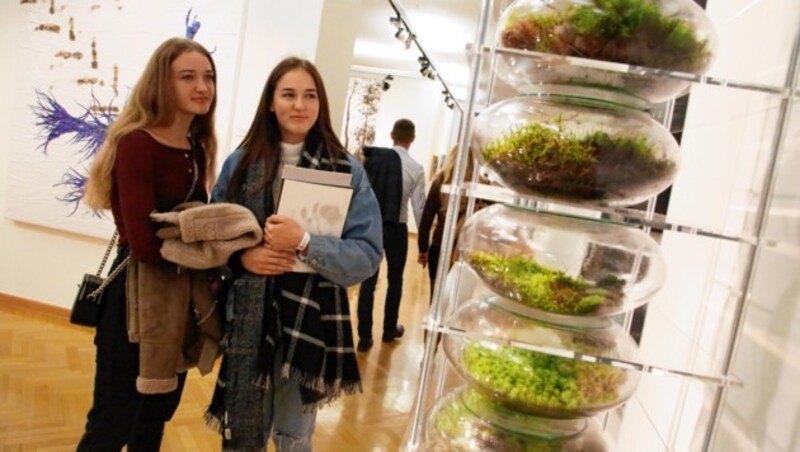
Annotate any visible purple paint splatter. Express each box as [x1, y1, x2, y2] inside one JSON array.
[[185, 8, 201, 39], [31, 90, 115, 160], [31, 90, 116, 213]]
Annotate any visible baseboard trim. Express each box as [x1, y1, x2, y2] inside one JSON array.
[[0, 292, 70, 322]]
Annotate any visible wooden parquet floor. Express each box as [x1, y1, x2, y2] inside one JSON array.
[[0, 249, 435, 452]]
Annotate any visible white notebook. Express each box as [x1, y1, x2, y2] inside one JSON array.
[[277, 166, 353, 273]]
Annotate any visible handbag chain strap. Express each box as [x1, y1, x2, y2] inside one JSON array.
[[88, 232, 127, 300], [88, 148, 200, 300]]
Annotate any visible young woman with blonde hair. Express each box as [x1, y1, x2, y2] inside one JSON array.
[[78, 36, 218, 450], [417, 145, 488, 300]]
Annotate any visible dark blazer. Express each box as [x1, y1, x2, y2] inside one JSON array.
[[363, 146, 402, 223]]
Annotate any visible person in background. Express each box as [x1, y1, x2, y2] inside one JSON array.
[[356, 118, 426, 351], [418, 146, 487, 301], [79, 37, 218, 451], [207, 56, 382, 451]]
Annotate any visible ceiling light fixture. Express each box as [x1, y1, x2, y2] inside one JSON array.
[[394, 28, 408, 41], [382, 75, 394, 91], [442, 90, 456, 110], [403, 33, 414, 50], [418, 57, 436, 80], [388, 0, 461, 112]]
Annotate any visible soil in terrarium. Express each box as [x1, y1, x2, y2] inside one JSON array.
[[481, 120, 675, 202], [500, 0, 712, 73], [462, 342, 626, 416], [468, 250, 624, 315]]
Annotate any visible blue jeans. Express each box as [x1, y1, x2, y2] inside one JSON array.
[[261, 344, 317, 452]]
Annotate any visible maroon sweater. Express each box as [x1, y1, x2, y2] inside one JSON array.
[[110, 130, 208, 264]]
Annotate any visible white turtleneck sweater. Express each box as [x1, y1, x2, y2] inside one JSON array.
[[281, 141, 303, 166], [273, 141, 304, 206]]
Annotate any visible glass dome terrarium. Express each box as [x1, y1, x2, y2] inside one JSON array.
[[443, 297, 640, 418], [494, 0, 718, 103], [424, 387, 615, 451], [471, 87, 680, 206], [458, 204, 665, 317]]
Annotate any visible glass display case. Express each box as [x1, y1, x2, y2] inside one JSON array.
[[494, 0, 718, 103], [423, 387, 616, 451], [396, 0, 800, 451], [443, 297, 641, 418], [470, 87, 681, 206], [458, 204, 666, 316]]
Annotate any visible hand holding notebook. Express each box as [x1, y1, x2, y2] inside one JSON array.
[[276, 166, 353, 272]]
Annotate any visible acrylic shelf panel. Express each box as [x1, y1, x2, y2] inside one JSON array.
[[447, 182, 758, 245], [423, 318, 740, 387], [423, 244, 750, 389], [400, 0, 799, 450], [478, 45, 798, 100]]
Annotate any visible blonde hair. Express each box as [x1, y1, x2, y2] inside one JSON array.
[[84, 37, 218, 209], [439, 145, 475, 186]]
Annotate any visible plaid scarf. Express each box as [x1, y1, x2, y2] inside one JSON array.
[[205, 145, 361, 451]]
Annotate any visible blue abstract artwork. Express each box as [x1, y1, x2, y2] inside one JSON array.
[[8, 1, 244, 238]]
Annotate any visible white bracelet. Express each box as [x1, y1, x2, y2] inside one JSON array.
[[296, 231, 310, 251]]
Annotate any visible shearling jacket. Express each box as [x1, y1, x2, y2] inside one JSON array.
[[125, 201, 262, 394], [150, 201, 263, 269], [126, 261, 223, 394]]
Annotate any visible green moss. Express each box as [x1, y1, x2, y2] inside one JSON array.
[[501, 0, 712, 73], [481, 120, 674, 202], [468, 251, 623, 315], [462, 342, 626, 416], [433, 394, 564, 451]]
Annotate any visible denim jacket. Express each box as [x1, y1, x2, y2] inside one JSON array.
[[212, 148, 383, 287]]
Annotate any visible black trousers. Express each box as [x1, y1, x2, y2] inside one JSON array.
[[357, 221, 408, 340], [427, 244, 441, 302], [77, 249, 186, 452]]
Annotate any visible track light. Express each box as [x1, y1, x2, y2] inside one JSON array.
[[394, 28, 408, 41], [382, 75, 394, 91], [404, 33, 414, 49], [418, 57, 429, 75], [419, 58, 436, 80], [388, 2, 459, 112], [394, 28, 413, 49], [442, 90, 455, 109]]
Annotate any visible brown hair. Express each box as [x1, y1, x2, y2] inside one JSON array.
[[227, 56, 347, 201], [390, 118, 415, 144]]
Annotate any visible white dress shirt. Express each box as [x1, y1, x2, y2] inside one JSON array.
[[393, 145, 426, 228]]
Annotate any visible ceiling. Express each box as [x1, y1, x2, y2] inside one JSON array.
[[350, 0, 490, 99]]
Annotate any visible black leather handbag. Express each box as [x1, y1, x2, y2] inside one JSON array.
[[70, 231, 129, 327], [71, 154, 197, 327]]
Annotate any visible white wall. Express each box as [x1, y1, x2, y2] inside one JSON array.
[[0, 0, 325, 308], [225, 0, 324, 155], [0, 0, 460, 308], [316, 0, 363, 135], [614, 1, 800, 451]]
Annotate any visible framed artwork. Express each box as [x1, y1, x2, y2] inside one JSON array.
[[5, 0, 244, 238]]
